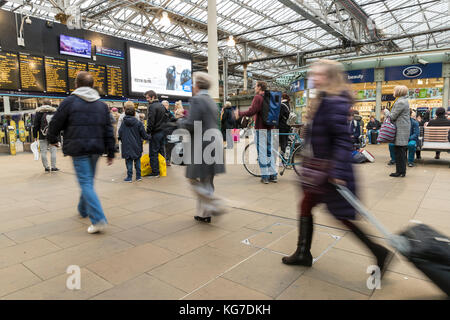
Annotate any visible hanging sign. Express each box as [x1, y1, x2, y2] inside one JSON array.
[[346, 69, 374, 83], [290, 79, 305, 92], [95, 46, 124, 59], [385, 63, 442, 81]]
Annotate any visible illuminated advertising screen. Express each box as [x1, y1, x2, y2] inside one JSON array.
[[128, 46, 192, 97], [60, 35, 92, 59]]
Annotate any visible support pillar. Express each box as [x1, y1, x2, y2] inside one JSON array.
[[374, 68, 385, 121], [243, 64, 248, 92], [223, 56, 228, 106], [443, 63, 450, 110], [3, 96, 11, 114], [207, 0, 220, 101]]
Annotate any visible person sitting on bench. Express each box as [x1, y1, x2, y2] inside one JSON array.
[[426, 107, 450, 160], [366, 115, 381, 144]]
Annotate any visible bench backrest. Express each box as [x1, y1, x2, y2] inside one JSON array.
[[423, 126, 450, 143]]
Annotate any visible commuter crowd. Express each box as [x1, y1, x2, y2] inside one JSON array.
[[31, 62, 450, 284]]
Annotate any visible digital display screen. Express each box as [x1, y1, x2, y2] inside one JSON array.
[[60, 35, 92, 59], [128, 46, 192, 97], [45, 57, 67, 93], [88, 63, 106, 95], [107, 65, 123, 96], [68, 60, 87, 92], [19, 54, 45, 92], [0, 52, 20, 90]]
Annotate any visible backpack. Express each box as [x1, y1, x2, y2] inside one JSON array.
[[262, 91, 281, 126], [40, 113, 54, 137]]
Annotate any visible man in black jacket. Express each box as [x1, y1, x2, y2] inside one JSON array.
[[48, 71, 115, 234], [145, 90, 168, 177]]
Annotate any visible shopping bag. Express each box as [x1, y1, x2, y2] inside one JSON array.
[[31, 141, 40, 161], [361, 149, 375, 163], [377, 117, 396, 143], [158, 153, 167, 177], [140, 154, 151, 176]]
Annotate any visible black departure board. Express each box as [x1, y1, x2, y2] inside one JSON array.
[[0, 52, 20, 90], [19, 54, 44, 92], [88, 63, 106, 95], [107, 65, 123, 96], [45, 57, 67, 93], [68, 60, 87, 92]]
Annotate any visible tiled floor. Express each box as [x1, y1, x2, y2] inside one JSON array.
[[0, 143, 448, 300]]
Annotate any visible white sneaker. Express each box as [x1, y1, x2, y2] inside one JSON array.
[[87, 224, 107, 234]]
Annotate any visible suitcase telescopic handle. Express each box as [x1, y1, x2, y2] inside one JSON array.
[[333, 183, 411, 255]]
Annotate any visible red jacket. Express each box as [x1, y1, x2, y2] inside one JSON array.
[[238, 94, 273, 130]]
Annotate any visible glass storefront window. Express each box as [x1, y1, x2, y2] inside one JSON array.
[[351, 82, 377, 128], [382, 78, 444, 117]]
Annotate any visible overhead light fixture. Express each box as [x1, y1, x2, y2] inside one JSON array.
[[160, 11, 171, 27], [227, 35, 235, 47]]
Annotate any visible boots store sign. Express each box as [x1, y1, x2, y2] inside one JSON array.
[[385, 63, 442, 81]]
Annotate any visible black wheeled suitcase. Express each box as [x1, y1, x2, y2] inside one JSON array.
[[335, 184, 450, 296], [370, 131, 378, 144]]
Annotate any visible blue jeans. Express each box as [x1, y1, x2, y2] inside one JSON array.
[[72, 155, 107, 225], [126, 158, 141, 179], [389, 141, 417, 164], [255, 130, 277, 179]]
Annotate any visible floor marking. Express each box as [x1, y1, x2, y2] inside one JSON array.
[[179, 226, 297, 300]]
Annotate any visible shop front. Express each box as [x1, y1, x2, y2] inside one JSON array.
[[383, 63, 443, 118]]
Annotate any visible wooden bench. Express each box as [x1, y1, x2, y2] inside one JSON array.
[[418, 126, 450, 166]]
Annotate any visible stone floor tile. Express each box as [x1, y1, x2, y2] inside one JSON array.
[[2, 268, 113, 300], [0, 264, 42, 297], [91, 274, 186, 300], [5, 219, 85, 243], [0, 238, 61, 269], [149, 245, 244, 293], [207, 228, 262, 259], [276, 275, 369, 300], [186, 277, 272, 300], [87, 243, 178, 285], [46, 225, 123, 248], [303, 248, 377, 296], [108, 211, 167, 230], [222, 250, 306, 298], [0, 234, 15, 249], [112, 227, 163, 246], [152, 224, 230, 255], [141, 214, 199, 236], [370, 271, 446, 300], [23, 236, 133, 280]]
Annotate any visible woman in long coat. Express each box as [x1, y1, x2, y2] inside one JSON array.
[[282, 60, 393, 278], [384, 86, 411, 177], [179, 72, 225, 223]]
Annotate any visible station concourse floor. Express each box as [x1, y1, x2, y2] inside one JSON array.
[[0, 143, 448, 300]]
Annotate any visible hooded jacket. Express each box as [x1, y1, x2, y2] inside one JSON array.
[[33, 105, 57, 140], [48, 87, 115, 158], [118, 115, 149, 159], [221, 104, 236, 131]]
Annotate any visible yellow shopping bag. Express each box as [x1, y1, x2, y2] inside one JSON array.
[[140, 154, 151, 177], [140, 153, 166, 177]]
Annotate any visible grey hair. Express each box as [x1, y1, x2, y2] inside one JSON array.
[[161, 100, 169, 106], [225, 101, 232, 107], [42, 99, 52, 106], [193, 72, 212, 90]]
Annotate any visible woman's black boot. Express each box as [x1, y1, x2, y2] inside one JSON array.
[[343, 221, 394, 279], [282, 216, 313, 266]]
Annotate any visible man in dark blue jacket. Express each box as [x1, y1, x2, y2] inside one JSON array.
[[48, 71, 115, 234], [145, 90, 168, 177], [389, 111, 420, 167]]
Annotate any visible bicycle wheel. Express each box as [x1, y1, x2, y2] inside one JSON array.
[[242, 142, 261, 177], [291, 144, 304, 177]]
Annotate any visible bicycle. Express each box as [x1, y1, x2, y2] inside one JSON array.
[[242, 124, 304, 177]]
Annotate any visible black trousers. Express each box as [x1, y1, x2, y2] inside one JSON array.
[[279, 128, 290, 154], [394, 146, 407, 174], [149, 131, 166, 175]]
